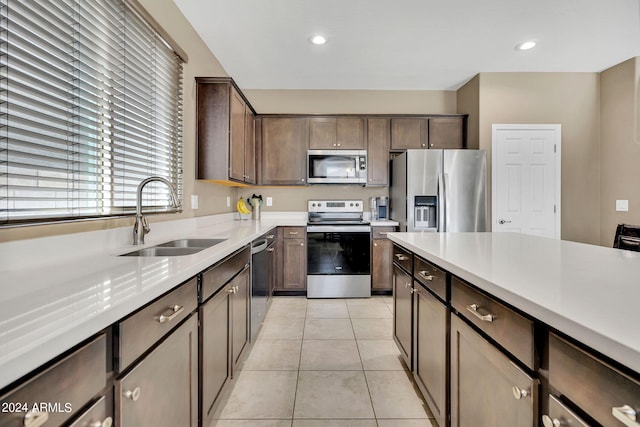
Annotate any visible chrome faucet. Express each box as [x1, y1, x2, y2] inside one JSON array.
[[133, 176, 181, 245]]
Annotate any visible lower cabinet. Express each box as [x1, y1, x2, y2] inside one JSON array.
[[413, 282, 448, 427], [392, 263, 413, 369], [116, 314, 198, 427], [450, 314, 538, 427], [371, 226, 395, 292], [276, 227, 306, 292]]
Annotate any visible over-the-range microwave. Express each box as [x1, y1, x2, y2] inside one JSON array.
[[307, 150, 367, 184]]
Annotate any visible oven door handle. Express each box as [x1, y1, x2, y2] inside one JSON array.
[[306, 225, 372, 233]]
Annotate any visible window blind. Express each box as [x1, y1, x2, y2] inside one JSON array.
[[0, 0, 183, 225]]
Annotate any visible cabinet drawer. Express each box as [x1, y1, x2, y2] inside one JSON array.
[[451, 276, 535, 369], [69, 395, 111, 427], [542, 395, 590, 427], [282, 226, 305, 239], [549, 333, 640, 427], [392, 244, 412, 273], [413, 256, 447, 302], [201, 246, 250, 302], [372, 226, 395, 239], [118, 278, 197, 371], [0, 334, 106, 427]]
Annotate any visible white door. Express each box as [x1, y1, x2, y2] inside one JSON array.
[[492, 124, 561, 239]]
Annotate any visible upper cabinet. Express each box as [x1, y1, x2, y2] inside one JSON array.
[[309, 117, 365, 149], [428, 117, 465, 149], [261, 117, 309, 185], [390, 116, 466, 150], [390, 118, 428, 150], [367, 118, 390, 186], [196, 78, 256, 185]]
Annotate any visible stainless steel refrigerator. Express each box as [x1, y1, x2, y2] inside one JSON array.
[[390, 149, 487, 232]]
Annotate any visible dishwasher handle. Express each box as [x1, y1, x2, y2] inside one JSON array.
[[251, 239, 268, 254]]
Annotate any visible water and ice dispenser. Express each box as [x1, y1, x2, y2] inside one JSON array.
[[414, 196, 437, 230]]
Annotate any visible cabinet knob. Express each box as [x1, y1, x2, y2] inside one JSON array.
[[300, 243, 304, 246], [374, 242, 377, 247], [421, 143, 426, 147], [337, 143, 341, 147], [541, 415, 562, 427], [23, 410, 49, 427], [124, 387, 142, 401], [90, 417, 114, 427], [512, 386, 529, 400]]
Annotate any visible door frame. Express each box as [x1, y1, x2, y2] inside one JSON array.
[[491, 124, 562, 239]]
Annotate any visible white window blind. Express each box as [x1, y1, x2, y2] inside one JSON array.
[[0, 0, 183, 225]]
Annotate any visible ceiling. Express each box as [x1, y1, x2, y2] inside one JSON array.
[[173, 0, 640, 90]]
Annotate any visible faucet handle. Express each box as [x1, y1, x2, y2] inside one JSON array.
[[141, 216, 150, 234]]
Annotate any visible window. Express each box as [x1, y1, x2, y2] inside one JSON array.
[[0, 0, 184, 226]]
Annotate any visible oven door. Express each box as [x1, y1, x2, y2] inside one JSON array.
[[306, 225, 371, 298]]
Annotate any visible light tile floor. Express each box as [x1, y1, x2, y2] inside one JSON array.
[[211, 296, 437, 427]]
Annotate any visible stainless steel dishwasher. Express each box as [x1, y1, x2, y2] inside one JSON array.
[[250, 231, 275, 341]]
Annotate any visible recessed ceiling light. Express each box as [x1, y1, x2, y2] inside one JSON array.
[[310, 35, 327, 45], [516, 41, 536, 51]]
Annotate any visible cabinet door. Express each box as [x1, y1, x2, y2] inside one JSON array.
[[309, 117, 336, 149], [244, 108, 256, 184], [451, 314, 538, 427], [117, 315, 198, 427], [282, 238, 306, 290], [391, 118, 427, 149], [393, 264, 413, 369], [262, 118, 308, 185], [231, 265, 250, 372], [367, 118, 390, 185], [337, 117, 365, 149], [372, 238, 393, 291], [414, 285, 448, 427], [429, 117, 464, 149], [229, 87, 246, 182]]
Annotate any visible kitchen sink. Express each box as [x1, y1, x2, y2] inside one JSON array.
[[156, 238, 227, 248], [120, 238, 227, 256]]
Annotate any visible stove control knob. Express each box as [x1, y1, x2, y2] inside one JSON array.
[[312, 203, 316, 207], [355, 202, 360, 207], [350, 203, 354, 207]]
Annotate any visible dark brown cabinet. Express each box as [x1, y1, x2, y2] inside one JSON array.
[[413, 275, 448, 427], [196, 78, 256, 184], [391, 118, 428, 150], [309, 117, 365, 149], [116, 315, 198, 427], [428, 117, 464, 149], [275, 227, 307, 291], [261, 117, 308, 185], [371, 226, 394, 292], [392, 254, 413, 369], [450, 314, 538, 427], [199, 247, 251, 427], [367, 118, 390, 185]]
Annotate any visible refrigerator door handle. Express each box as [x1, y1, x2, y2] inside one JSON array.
[[438, 173, 446, 232]]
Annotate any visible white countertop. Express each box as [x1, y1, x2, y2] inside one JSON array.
[[0, 213, 307, 390], [386, 232, 640, 375]]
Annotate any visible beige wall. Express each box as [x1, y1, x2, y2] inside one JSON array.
[[244, 89, 457, 115], [0, 0, 236, 242], [600, 58, 640, 246], [472, 73, 601, 244]]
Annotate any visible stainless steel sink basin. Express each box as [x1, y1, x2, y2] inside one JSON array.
[[156, 238, 227, 248], [120, 247, 206, 257], [119, 238, 227, 256]]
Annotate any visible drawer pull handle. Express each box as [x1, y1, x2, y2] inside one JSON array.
[[378, 232, 388, 235], [405, 282, 412, 288], [124, 387, 141, 401], [289, 231, 299, 235], [613, 405, 639, 426], [266, 247, 275, 252], [541, 415, 562, 427], [155, 304, 184, 323], [466, 304, 494, 322], [90, 417, 113, 427], [23, 411, 49, 427], [395, 254, 409, 261], [512, 386, 529, 400], [419, 271, 434, 281]]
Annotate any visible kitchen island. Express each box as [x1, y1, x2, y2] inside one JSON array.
[[387, 231, 640, 427]]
